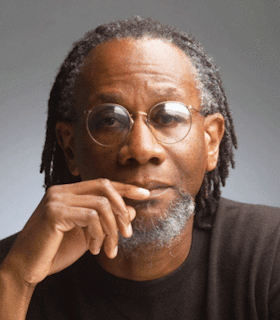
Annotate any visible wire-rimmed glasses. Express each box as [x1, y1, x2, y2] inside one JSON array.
[[84, 101, 201, 147]]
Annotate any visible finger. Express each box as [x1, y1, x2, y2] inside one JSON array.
[[127, 206, 136, 221], [59, 186, 133, 238], [64, 194, 125, 241], [60, 179, 150, 200], [83, 211, 118, 259], [89, 180, 132, 234], [54, 205, 118, 258], [111, 181, 150, 200], [53, 179, 149, 237], [90, 196, 121, 253], [44, 203, 100, 233], [86, 211, 105, 255], [98, 187, 133, 237], [103, 235, 119, 259]]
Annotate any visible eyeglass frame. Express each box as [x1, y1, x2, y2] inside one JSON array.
[[83, 101, 202, 147]]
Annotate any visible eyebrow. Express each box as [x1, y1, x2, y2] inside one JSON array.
[[91, 88, 185, 102], [147, 87, 185, 100], [89, 93, 123, 104]]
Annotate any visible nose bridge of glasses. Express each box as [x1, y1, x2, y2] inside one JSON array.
[[130, 110, 148, 125], [137, 111, 148, 117], [132, 110, 148, 118], [129, 110, 158, 143]]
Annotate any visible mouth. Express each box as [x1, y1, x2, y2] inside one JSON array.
[[129, 181, 172, 197], [127, 180, 172, 190], [148, 187, 169, 198], [123, 181, 174, 208]]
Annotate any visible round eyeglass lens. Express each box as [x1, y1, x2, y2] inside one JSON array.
[[148, 102, 192, 143], [86, 105, 131, 146]]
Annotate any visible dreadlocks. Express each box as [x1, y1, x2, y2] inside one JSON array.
[[40, 16, 238, 230]]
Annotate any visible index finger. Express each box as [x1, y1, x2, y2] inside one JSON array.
[[63, 179, 150, 236], [110, 181, 150, 200], [60, 179, 150, 200], [59, 179, 150, 231]]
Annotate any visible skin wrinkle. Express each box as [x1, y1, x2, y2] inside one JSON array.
[[76, 39, 208, 119], [84, 37, 202, 107], [88, 88, 190, 111]]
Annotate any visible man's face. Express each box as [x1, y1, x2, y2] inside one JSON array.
[[70, 38, 216, 227]]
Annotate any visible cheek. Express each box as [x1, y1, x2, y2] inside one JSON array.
[[74, 125, 118, 180], [172, 131, 207, 197]]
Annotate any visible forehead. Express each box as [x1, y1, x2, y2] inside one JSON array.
[[77, 38, 201, 108]]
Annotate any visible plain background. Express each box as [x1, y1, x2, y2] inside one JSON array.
[[1, 0, 279, 240]]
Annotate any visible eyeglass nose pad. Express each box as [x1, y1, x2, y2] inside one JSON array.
[[130, 111, 148, 125], [137, 111, 148, 116], [129, 110, 151, 138]]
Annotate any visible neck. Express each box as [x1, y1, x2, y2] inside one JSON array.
[[96, 216, 194, 281]]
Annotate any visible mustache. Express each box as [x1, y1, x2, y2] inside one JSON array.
[[124, 197, 158, 210]]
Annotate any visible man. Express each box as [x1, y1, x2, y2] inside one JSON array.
[[0, 16, 279, 319]]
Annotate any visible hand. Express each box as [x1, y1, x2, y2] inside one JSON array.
[[1, 179, 150, 286]]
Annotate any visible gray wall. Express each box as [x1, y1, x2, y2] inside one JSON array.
[[1, 0, 279, 240]]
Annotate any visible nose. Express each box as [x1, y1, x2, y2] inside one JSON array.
[[117, 114, 166, 166]]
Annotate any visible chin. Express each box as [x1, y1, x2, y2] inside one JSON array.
[[118, 191, 195, 257]]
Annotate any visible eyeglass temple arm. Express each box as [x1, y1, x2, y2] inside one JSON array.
[[189, 106, 202, 113]]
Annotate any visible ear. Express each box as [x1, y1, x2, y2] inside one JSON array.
[[55, 122, 80, 176], [204, 113, 225, 172]]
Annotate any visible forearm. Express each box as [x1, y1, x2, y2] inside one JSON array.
[[0, 261, 35, 320]]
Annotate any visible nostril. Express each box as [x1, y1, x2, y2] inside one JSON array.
[[120, 156, 160, 167], [124, 157, 138, 166], [151, 157, 160, 165]]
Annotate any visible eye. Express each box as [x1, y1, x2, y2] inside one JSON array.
[[96, 113, 121, 128], [93, 113, 126, 131], [151, 108, 188, 128], [87, 106, 130, 134]]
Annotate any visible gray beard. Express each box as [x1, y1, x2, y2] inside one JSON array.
[[118, 191, 195, 257]]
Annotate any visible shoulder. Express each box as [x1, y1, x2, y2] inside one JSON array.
[[0, 234, 18, 265], [214, 197, 280, 232], [211, 197, 280, 264], [208, 198, 280, 316]]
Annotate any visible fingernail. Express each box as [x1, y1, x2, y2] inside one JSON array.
[[112, 246, 118, 258], [93, 247, 101, 255], [138, 188, 150, 196], [127, 223, 133, 237]]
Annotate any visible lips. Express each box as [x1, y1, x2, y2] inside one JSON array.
[[127, 180, 171, 191], [149, 187, 169, 198], [123, 180, 173, 206]]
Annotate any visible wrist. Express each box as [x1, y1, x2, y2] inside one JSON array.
[[0, 259, 36, 319]]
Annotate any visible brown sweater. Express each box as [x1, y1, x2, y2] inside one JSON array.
[[1, 198, 280, 319]]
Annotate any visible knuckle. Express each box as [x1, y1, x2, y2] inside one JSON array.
[[45, 186, 63, 202], [88, 209, 98, 220], [98, 178, 111, 189], [96, 196, 110, 207], [110, 230, 119, 239], [45, 201, 56, 214], [47, 185, 60, 195], [91, 231, 105, 243], [44, 202, 61, 221], [121, 209, 130, 219]]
